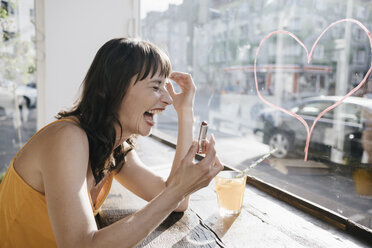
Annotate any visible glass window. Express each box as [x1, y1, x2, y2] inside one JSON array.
[[0, 0, 36, 179], [297, 101, 333, 118], [342, 103, 362, 124], [140, 0, 372, 233]]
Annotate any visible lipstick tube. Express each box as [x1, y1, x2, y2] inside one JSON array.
[[198, 121, 208, 154]]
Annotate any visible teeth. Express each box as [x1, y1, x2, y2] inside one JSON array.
[[147, 109, 163, 115]]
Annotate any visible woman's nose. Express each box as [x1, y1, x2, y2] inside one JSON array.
[[161, 87, 173, 105]]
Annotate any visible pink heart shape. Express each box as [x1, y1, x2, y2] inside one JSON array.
[[254, 18, 372, 161]]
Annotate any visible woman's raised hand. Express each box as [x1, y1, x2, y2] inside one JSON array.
[[166, 72, 196, 114], [167, 135, 224, 198]]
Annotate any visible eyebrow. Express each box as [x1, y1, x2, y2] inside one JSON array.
[[149, 79, 163, 85]]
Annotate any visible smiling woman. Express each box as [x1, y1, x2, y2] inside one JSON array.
[[0, 37, 223, 247], [57, 38, 173, 183], [118, 74, 173, 137]]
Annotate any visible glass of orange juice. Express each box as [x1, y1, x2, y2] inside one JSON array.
[[215, 171, 247, 216]]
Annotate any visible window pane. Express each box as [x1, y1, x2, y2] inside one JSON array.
[[297, 101, 333, 117], [0, 0, 36, 177], [141, 0, 372, 232]]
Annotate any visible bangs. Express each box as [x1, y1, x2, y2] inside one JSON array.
[[135, 41, 172, 82]]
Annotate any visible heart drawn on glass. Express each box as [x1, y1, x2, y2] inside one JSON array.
[[254, 18, 372, 161]]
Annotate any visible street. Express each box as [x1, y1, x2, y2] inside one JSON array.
[[0, 108, 37, 174]]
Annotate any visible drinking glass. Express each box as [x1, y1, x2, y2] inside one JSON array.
[[215, 171, 247, 216]]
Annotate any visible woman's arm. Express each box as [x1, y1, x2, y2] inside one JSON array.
[[114, 147, 167, 202], [42, 124, 222, 247], [95, 139, 221, 247], [165, 72, 196, 211]]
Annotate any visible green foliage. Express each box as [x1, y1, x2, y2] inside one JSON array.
[[0, 5, 9, 33], [0, 36, 36, 83], [0, 7, 7, 19], [0, 0, 36, 85]]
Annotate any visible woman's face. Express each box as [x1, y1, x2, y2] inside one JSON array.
[[117, 71, 173, 140]]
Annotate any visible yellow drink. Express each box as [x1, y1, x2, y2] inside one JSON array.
[[215, 171, 247, 215]]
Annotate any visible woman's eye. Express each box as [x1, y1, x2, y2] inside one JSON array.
[[153, 86, 160, 91]]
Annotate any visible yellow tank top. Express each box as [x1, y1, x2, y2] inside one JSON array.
[[0, 119, 114, 247]]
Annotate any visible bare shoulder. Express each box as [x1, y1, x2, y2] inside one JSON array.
[[14, 119, 90, 193], [41, 120, 88, 147], [38, 120, 91, 194], [38, 120, 89, 170]]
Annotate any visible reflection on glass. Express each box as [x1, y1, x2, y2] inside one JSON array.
[[141, 0, 372, 231], [0, 0, 36, 177], [354, 103, 372, 197]]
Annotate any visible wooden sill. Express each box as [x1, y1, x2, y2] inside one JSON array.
[[149, 133, 372, 245]]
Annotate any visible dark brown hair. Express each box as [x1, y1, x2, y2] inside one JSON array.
[[57, 38, 172, 184]]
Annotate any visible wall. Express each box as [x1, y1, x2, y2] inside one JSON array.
[[35, 0, 139, 128]]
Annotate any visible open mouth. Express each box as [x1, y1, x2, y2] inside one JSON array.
[[144, 109, 163, 126]]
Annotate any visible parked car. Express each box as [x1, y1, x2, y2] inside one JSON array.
[[16, 82, 37, 108], [254, 96, 372, 165], [0, 81, 37, 117]]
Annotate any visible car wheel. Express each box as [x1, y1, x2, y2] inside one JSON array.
[[269, 132, 290, 158]]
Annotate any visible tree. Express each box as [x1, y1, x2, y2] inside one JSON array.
[[1, 0, 35, 85], [0, 0, 36, 148]]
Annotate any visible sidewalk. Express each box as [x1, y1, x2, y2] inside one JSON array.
[[0, 109, 37, 173]]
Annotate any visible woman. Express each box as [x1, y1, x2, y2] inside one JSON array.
[[0, 38, 223, 247]]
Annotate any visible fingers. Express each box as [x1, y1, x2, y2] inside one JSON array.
[[201, 139, 208, 154], [169, 72, 186, 87], [166, 80, 176, 99], [196, 135, 223, 182], [170, 71, 191, 82], [213, 156, 224, 173], [169, 72, 196, 90], [200, 134, 216, 166], [184, 141, 199, 163]]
